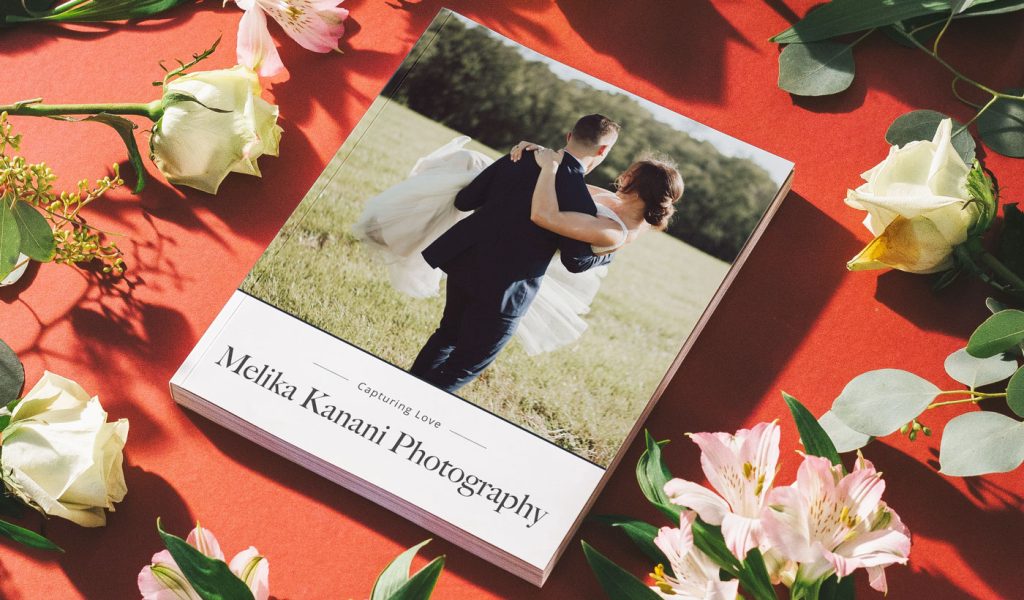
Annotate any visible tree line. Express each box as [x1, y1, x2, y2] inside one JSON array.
[[383, 16, 782, 262]]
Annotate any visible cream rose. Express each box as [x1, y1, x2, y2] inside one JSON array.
[[150, 66, 283, 194], [0, 372, 128, 527], [845, 118, 978, 274]]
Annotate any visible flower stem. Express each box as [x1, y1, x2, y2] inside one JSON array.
[[979, 250, 1024, 295], [0, 100, 162, 121]]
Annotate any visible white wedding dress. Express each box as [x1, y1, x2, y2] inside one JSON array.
[[352, 136, 628, 355]]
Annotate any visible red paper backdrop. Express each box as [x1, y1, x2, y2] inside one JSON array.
[[1, 1, 1022, 598]]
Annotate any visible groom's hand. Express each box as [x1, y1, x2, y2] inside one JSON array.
[[509, 141, 544, 162]]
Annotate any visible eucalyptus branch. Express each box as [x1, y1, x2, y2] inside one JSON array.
[[153, 36, 221, 88]]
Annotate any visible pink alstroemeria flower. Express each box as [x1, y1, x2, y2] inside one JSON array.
[[138, 524, 269, 600], [762, 454, 911, 594], [663, 421, 781, 559], [651, 512, 741, 600], [235, 0, 349, 77]]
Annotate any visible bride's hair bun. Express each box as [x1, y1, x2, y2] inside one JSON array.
[[615, 155, 684, 230]]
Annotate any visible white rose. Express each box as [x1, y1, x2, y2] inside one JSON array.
[[150, 66, 283, 194], [0, 372, 129, 527], [845, 118, 978, 274]]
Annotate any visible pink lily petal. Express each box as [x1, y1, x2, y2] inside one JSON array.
[[720, 512, 763, 558], [230, 547, 270, 600], [664, 479, 729, 525], [255, 0, 347, 53], [866, 565, 889, 593], [186, 524, 225, 561], [237, 5, 286, 77]]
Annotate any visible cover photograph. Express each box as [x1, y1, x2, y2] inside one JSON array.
[[171, 8, 793, 586]]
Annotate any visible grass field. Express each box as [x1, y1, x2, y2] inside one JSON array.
[[242, 98, 729, 466]]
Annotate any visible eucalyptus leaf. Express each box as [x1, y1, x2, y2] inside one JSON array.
[[0, 518, 63, 552], [157, 520, 255, 600], [986, 297, 1009, 314], [0, 197, 21, 279], [885, 110, 976, 164], [582, 541, 663, 600], [593, 516, 671, 575], [387, 556, 445, 600], [0, 338, 24, 405], [784, 392, 843, 466], [832, 369, 940, 436], [943, 347, 1018, 388], [49, 113, 147, 193], [939, 411, 1024, 475], [819, 410, 873, 453], [978, 89, 1024, 158], [1007, 366, 1024, 417], [370, 540, 432, 600], [778, 41, 856, 96], [770, 0, 1011, 44], [12, 201, 54, 262], [967, 310, 1024, 357], [997, 204, 1024, 292]]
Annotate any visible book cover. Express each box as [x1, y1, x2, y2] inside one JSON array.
[[171, 8, 793, 585]]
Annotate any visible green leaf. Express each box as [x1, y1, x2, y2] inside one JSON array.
[[777, 41, 856, 96], [997, 204, 1024, 290], [820, 573, 856, 600], [157, 519, 255, 600], [1007, 366, 1024, 418], [943, 347, 1018, 388], [371, 540, 432, 600], [49, 113, 146, 193], [0, 338, 24, 405], [818, 410, 873, 453], [952, 0, 979, 12], [831, 370, 940, 436], [784, 392, 843, 466], [978, 89, 1024, 158], [581, 541, 662, 600], [40, 0, 191, 22], [593, 516, 671, 574], [387, 556, 445, 600], [939, 411, 1024, 475], [740, 548, 779, 600], [770, 0, 1014, 43], [967, 310, 1024, 357], [0, 518, 63, 552], [885, 110, 976, 164], [636, 430, 680, 521], [0, 196, 21, 280], [12, 201, 54, 262]]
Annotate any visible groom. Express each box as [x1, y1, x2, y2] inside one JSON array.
[[410, 114, 621, 393]]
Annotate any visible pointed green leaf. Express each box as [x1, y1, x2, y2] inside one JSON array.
[[0, 197, 21, 280], [12, 201, 54, 262], [0, 338, 24, 405], [740, 548, 779, 600], [39, 0, 191, 22], [0, 518, 63, 552], [967, 310, 1024, 357], [636, 430, 680, 521], [820, 573, 856, 600], [593, 516, 671, 574], [978, 89, 1024, 158], [885, 110, 976, 164], [939, 411, 1024, 475], [944, 347, 1018, 388], [157, 519, 255, 600], [388, 556, 445, 600], [777, 40, 856, 96], [818, 410, 873, 453], [371, 540, 432, 600], [582, 541, 662, 600], [831, 370, 940, 436], [784, 392, 843, 466], [952, 0, 978, 12], [49, 113, 146, 193], [1007, 366, 1024, 418]]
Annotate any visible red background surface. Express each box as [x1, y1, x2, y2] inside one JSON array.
[[1, 1, 1023, 598]]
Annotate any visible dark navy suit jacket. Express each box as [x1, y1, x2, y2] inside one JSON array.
[[421, 151, 612, 317]]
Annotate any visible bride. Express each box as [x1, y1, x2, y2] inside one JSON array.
[[352, 136, 684, 355]]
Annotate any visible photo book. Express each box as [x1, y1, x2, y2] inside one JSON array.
[[170, 8, 794, 586]]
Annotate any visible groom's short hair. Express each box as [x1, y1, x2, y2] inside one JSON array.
[[571, 114, 620, 148]]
